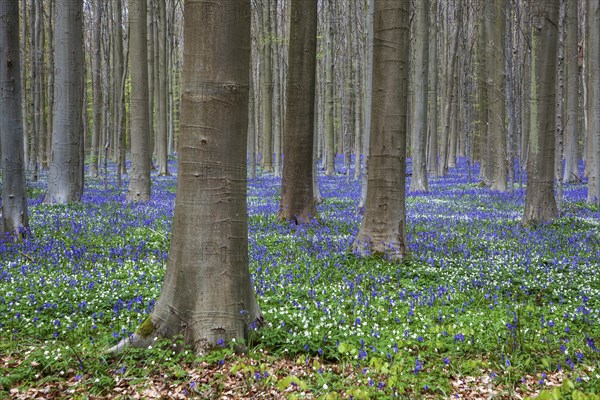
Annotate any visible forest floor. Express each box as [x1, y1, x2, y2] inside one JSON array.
[[1, 158, 599, 399]]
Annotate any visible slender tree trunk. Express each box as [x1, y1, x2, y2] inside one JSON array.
[[556, 0, 566, 210], [488, 0, 507, 192], [156, 0, 169, 176], [261, 0, 273, 173], [586, 0, 600, 203], [506, 0, 516, 192], [409, 0, 429, 193], [271, 0, 282, 177], [563, 0, 579, 182], [126, 0, 151, 202], [108, 0, 262, 356], [324, 1, 336, 176], [278, 0, 317, 223], [90, 0, 102, 178], [353, 0, 409, 261], [146, 0, 156, 170], [1, 0, 29, 239], [438, 2, 461, 177], [427, 0, 439, 178], [45, 0, 84, 204], [359, 0, 374, 210], [522, 0, 559, 224]]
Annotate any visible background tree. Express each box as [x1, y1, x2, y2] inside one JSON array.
[[126, 0, 151, 202], [562, 0, 579, 183], [1, 0, 29, 239], [45, 0, 84, 204], [522, 0, 559, 224], [90, 0, 102, 178], [486, 0, 507, 191], [352, 0, 409, 261], [278, 0, 317, 223], [408, 0, 429, 193], [108, 0, 262, 355], [586, 0, 600, 203]]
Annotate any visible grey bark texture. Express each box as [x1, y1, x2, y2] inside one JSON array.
[[352, 0, 409, 261], [126, 0, 151, 202], [45, 0, 84, 204], [107, 0, 262, 356], [522, 0, 559, 224], [1, 0, 29, 238]]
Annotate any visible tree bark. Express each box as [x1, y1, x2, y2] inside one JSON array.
[[1, 0, 29, 239], [324, 1, 336, 176], [278, 0, 317, 223], [409, 0, 429, 193], [522, 0, 559, 224], [45, 0, 84, 204], [352, 0, 409, 261], [90, 0, 102, 178], [563, 0, 579, 183], [586, 0, 600, 203], [260, 0, 273, 173], [156, 0, 170, 176], [487, 0, 507, 192], [126, 0, 151, 202], [107, 0, 263, 356]]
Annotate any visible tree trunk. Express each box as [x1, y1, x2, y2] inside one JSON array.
[[260, 0, 273, 173], [426, 0, 439, 178], [271, 0, 282, 177], [45, 0, 84, 204], [563, 0, 579, 183], [359, 0, 374, 210], [438, 2, 461, 177], [107, 0, 263, 356], [522, 0, 559, 224], [324, 1, 336, 176], [409, 0, 429, 193], [487, 0, 507, 192], [90, 0, 102, 178], [352, 0, 409, 261], [1, 0, 29, 239], [278, 0, 317, 223], [586, 0, 600, 203], [126, 0, 151, 202], [156, 0, 169, 176]]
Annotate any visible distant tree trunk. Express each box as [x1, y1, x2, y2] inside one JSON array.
[[520, 0, 532, 187], [522, 0, 559, 224], [45, 0, 84, 204], [487, 0, 507, 192], [260, 0, 273, 173], [426, 0, 439, 178], [126, 0, 151, 202], [353, 0, 409, 261], [147, 0, 156, 170], [438, 2, 461, 177], [563, 0, 579, 183], [271, 0, 282, 177], [46, 0, 55, 168], [1, 0, 29, 239], [278, 0, 317, 223], [506, 0, 516, 192], [409, 0, 429, 193], [477, 0, 489, 182], [156, 0, 169, 176], [324, 1, 335, 176], [90, 0, 102, 178], [555, 0, 566, 210], [359, 0, 374, 210], [586, 0, 600, 203], [107, 0, 263, 356]]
